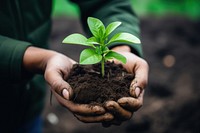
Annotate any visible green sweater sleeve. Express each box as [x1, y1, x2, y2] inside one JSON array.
[[70, 0, 143, 57], [0, 35, 32, 83]]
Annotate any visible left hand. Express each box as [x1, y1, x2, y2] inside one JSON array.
[[102, 45, 149, 127]]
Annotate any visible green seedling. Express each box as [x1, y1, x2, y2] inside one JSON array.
[[62, 17, 141, 77]]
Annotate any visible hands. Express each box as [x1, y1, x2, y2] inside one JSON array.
[[53, 45, 148, 126], [41, 45, 148, 125], [23, 45, 148, 126]]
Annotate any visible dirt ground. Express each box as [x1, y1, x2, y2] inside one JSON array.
[[42, 16, 200, 133]]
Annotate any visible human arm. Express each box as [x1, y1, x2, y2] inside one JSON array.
[[0, 35, 32, 83]]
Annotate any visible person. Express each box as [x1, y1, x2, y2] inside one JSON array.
[[0, 0, 149, 132]]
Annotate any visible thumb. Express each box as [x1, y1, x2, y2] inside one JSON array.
[[130, 61, 149, 98], [45, 70, 73, 100]]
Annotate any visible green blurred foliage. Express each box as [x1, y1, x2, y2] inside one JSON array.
[[52, 0, 200, 19], [52, 0, 79, 17], [132, 0, 200, 19]]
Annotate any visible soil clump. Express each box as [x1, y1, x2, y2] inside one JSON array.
[[67, 62, 134, 104]]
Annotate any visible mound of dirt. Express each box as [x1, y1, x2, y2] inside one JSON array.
[[67, 62, 133, 104]]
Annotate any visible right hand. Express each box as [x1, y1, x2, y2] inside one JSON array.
[[23, 46, 114, 123]]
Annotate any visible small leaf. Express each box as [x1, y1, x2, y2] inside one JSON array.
[[95, 46, 102, 55], [80, 49, 102, 64], [87, 37, 100, 45], [102, 46, 109, 53], [87, 17, 105, 38], [62, 33, 94, 47], [105, 21, 121, 37], [105, 51, 127, 64], [107, 33, 141, 46]]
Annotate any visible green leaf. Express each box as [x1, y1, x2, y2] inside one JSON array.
[[105, 51, 127, 64], [80, 49, 102, 64], [107, 33, 141, 46], [95, 46, 102, 55], [102, 46, 109, 53], [87, 17, 105, 38], [62, 33, 94, 47], [105, 21, 121, 37], [87, 37, 100, 45]]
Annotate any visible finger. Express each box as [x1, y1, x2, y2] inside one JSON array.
[[105, 101, 132, 120], [118, 98, 141, 111], [52, 90, 105, 116], [117, 90, 144, 112], [74, 113, 114, 123], [45, 69, 73, 100], [130, 84, 142, 98]]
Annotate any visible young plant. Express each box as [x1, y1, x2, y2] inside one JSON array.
[[62, 17, 141, 77]]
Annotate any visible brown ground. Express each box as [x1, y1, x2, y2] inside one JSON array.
[[42, 16, 200, 133]]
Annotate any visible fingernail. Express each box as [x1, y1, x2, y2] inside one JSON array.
[[108, 105, 114, 110], [135, 87, 141, 98], [104, 113, 114, 121], [62, 89, 69, 100], [130, 86, 135, 97], [94, 106, 105, 114], [105, 102, 115, 110]]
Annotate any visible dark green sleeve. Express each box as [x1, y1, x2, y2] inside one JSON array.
[[0, 35, 32, 83], [70, 0, 143, 57]]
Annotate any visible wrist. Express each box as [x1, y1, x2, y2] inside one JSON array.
[[23, 46, 58, 74], [111, 45, 131, 52]]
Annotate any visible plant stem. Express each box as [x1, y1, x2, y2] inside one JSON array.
[[101, 57, 105, 77]]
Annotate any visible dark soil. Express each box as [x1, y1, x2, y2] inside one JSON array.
[[67, 62, 133, 104]]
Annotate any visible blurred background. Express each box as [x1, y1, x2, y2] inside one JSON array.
[[52, 0, 200, 19], [43, 0, 200, 133]]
